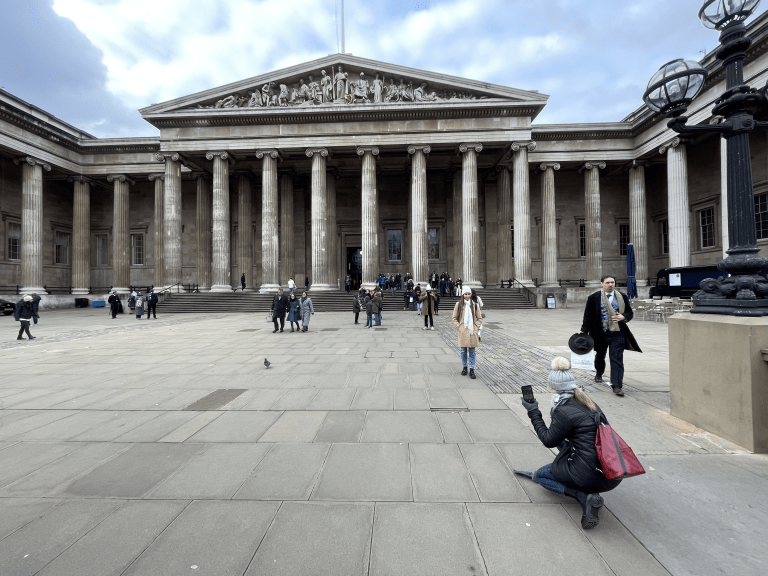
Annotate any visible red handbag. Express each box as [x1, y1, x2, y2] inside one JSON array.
[[594, 412, 645, 480]]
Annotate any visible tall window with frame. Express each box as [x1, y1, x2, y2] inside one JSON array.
[[579, 223, 586, 257], [698, 207, 715, 249], [619, 223, 630, 256], [55, 231, 70, 265], [131, 234, 144, 266], [96, 234, 108, 266], [428, 227, 440, 260], [7, 222, 20, 261], [659, 219, 669, 255], [387, 229, 402, 262], [756, 192, 768, 240]]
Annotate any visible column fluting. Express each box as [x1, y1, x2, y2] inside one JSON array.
[[628, 163, 649, 286], [280, 172, 295, 287], [452, 168, 462, 283], [148, 174, 164, 288], [194, 173, 212, 291], [582, 161, 606, 286], [661, 138, 690, 268], [238, 175, 253, 291], [409, 145, 430, 286], [327, 171, 339, 288], [15, 158, 50, 294], [511, 142, 535, 285], [539, 163, 560, 287], [256, 150, 280, 291], [108, 174, 132, 293], [496, 166, 512, 284], [71, 176, 90, 295], [158, 153, 183, 289], [207, 151, 232, 292], [358, 146, 380, 290], [459, 143, 483, 289], [307, 148, 334, 291]]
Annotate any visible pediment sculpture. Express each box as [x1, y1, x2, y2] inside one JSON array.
[[192, 66, 489, 110]]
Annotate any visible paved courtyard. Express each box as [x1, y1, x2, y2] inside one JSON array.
[[0, 305, 765, 576]]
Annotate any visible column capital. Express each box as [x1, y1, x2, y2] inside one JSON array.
[[407, 144, 431, 155], [206, 151, 235, 164], [107, 174, 135, 185], [538, 162, 561, 172], [155, 152, 182, 163], [14, 156, 51, 171], [578, 161, 606, 173], [510, 141, 536, 153], [457, 142, 483, 155], [625, 159, 647, 171], [356, 146, 379, 157], [306, 147, 331, 158], [67, 175, 94, 184], [148, 173, 165, 182], [659, 137, 683, 154], [255, 149, 282, 160]]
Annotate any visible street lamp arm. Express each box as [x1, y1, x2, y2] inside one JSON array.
[[667, 115, 730, 135]]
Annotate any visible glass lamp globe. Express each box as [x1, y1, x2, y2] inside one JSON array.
[[643, 59, 708, 115], [698, 0, 762, 30]]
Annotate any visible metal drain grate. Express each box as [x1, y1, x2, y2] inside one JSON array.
[[237, 329, 259, 332]]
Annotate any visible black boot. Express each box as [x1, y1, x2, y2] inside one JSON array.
[[564, 487, 603, 529], [469, 368, 476, 379], [461, 367, 468, 376]]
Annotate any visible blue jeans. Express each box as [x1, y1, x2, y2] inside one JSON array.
[[417, 302, 423, 314], [460, 347, 476, 368], [366, 315, 372, 327], [374, 313, 381, 324], [532, 463, 566, 495]]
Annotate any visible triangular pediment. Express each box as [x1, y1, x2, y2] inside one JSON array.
[[139, 54, 548, 118]]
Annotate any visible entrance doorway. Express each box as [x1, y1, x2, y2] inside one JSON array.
[[346, 247, 362, 290]]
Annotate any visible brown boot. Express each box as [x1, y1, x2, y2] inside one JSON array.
[[291, 327, 294, 332]]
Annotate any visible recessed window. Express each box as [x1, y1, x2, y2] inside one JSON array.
[[131, 234, 144, 265], [55, 231, 70, 265], [96, 234, 108, 266], [619, 223, 630, 256], [387, 229, 402, 262], [756, 193, 768, 240], [7, 222, 20, 261], [699, 207, 715, 249], [660, 219, 669, 255], [428, 227, 440, 260], [579, 224, 586, 258]]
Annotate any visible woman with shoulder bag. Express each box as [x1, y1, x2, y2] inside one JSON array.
[[287, 293, 300, 332], [514, 357, 622, 530], [451, 286, 482, 379]]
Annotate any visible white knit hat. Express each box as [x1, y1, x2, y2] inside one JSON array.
[[462, 286, 473, 296], [548, 357, 577, 392]]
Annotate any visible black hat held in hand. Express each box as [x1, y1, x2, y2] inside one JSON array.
[[568, 333, 595, 355]]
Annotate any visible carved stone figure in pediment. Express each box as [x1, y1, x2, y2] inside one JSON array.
[[351, 72, 370, 103], [400, 80, 414, 102], [278, 85, 289, 107], [215, 94, 238, 109], [372, 74, 384, 103], [262, 82, 276, 107], [334, 66, 348, 102], [307, 76, 322, 104], [384, 78, 398, 102], [320, 70, 332, 103], [413, 82, 439, 102], [248, 90, 262, 107]]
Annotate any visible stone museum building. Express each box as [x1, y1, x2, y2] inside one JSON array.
[[2, 14, 768, 303]]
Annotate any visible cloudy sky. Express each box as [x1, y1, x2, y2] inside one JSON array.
[[1, 0, 754, 138]]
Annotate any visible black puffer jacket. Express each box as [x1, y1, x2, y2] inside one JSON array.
[[528, 398, 622, 493], [14, 300, 36, 321]]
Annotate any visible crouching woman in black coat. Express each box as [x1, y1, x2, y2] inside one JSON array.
[[515, 357, 621, 529]]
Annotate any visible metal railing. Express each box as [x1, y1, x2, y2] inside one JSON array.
[[509, 278, 537, 306], [0, 285, 21, 295]]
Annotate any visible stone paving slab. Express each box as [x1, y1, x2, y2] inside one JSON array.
[[186, 411, 283, 442], [459, 443, 530, 502], [361, 411, 444, 443], [350, 388, 393, 410], [461, 410, 539, 443], [0, 441, 84, 487], [306, 388, 356, 410], [14, 411, 118, 441], [0, 497, 62, 540], [157, 411, 222, 443], [313, 410, 366, 443], [258, 411, 328, 442], [409, 443, 479, 502]]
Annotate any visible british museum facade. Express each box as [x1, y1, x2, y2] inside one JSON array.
[[2, 13, 768, 305]]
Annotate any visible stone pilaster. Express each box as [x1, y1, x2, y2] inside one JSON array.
[[327, 170, 339, 288], [408, 145, 430, 286], [496, 165, 512, 283], [207, 151, 233, 292], [628, 161, 649, 286], [511, 142, 536, 286], [581, 161, 606, 287], [307, 148, 334, 291], [660, 138, 690, 268], [157, 152, 183, 288], [107, 174, 134, 293], [238, 175, 253, 291], [70, 176, 91, 295], [256, 150, 280, 291], [14, 157, 50, 294], [358, 146, 380, 290], [458, 143, 483, 289], [193, 173, 212, 291], [539, 163, 560, 287], [148, 174, 165, 287], [452, 167, 462, 282], [280, 171, 295, 286]]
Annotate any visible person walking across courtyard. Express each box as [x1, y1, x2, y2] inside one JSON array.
[[580, 275, 641, 396], [287, 293, 301, 332], [345, 274, 352, 294], [288, 277, 296, 295], [271, 289, 288, 333], [146, 291, 158, 319], [452, 286, 482, 378], [514, 356, 622, 529], [108, 291, 121, 319], [420, 285, 437, 330], [299, 291, 314, 332], [14, 294, 37, 340]]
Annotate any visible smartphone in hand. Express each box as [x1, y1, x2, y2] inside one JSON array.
[[521, 385, 535, 404]]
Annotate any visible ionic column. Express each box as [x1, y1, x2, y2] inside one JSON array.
[[660, 138, 690, 268], [255, 150, 280, 291], [193, 173, 212, 291], [539, 163, 560, 287], [581, 161, 606, 287], [452, 167, 462, 281], [628, 161, 648, 286], [307, 148, 334, 291], [107, 174, 134, 293], [496, 165, 512, 283], [157, 152, 183, 288], [148, 174, 165, 287], [458, 143, 483, 289], [327, 170, 339, 287], [280, 171, 295, 286], [205, 151, 233, 292], [409, 145, 430, 286], [70, 176, 91, 295], [357, 146, 380, 289], [511, 141, 536, 286], [14, 157, 50, 294], [238, 175, 254, 291]]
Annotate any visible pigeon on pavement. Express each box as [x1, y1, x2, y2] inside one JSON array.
[[264, 358, 271, 369]]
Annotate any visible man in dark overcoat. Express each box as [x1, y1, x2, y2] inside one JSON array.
[[579, 275, 641, 396], [271, 289, 289, 333], [108, 291, 121, 319], [146, 291, 159, 319]]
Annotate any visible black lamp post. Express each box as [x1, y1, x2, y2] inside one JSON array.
[[643, 0, 768, 316]]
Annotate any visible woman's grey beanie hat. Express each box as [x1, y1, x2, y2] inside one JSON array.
[[548, 357, 578, 392]]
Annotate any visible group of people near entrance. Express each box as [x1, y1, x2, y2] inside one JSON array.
[[270, 288, 314, 332]]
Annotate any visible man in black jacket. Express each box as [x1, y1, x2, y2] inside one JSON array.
[[108, 291, 121, 319], [271, 289, 288, 333], [146, 291, 159, 319], [14, 295, 37, 340], [579, 275, 641, 396]]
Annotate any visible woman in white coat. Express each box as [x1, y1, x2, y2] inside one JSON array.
[[299, 291, 314, 332]]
